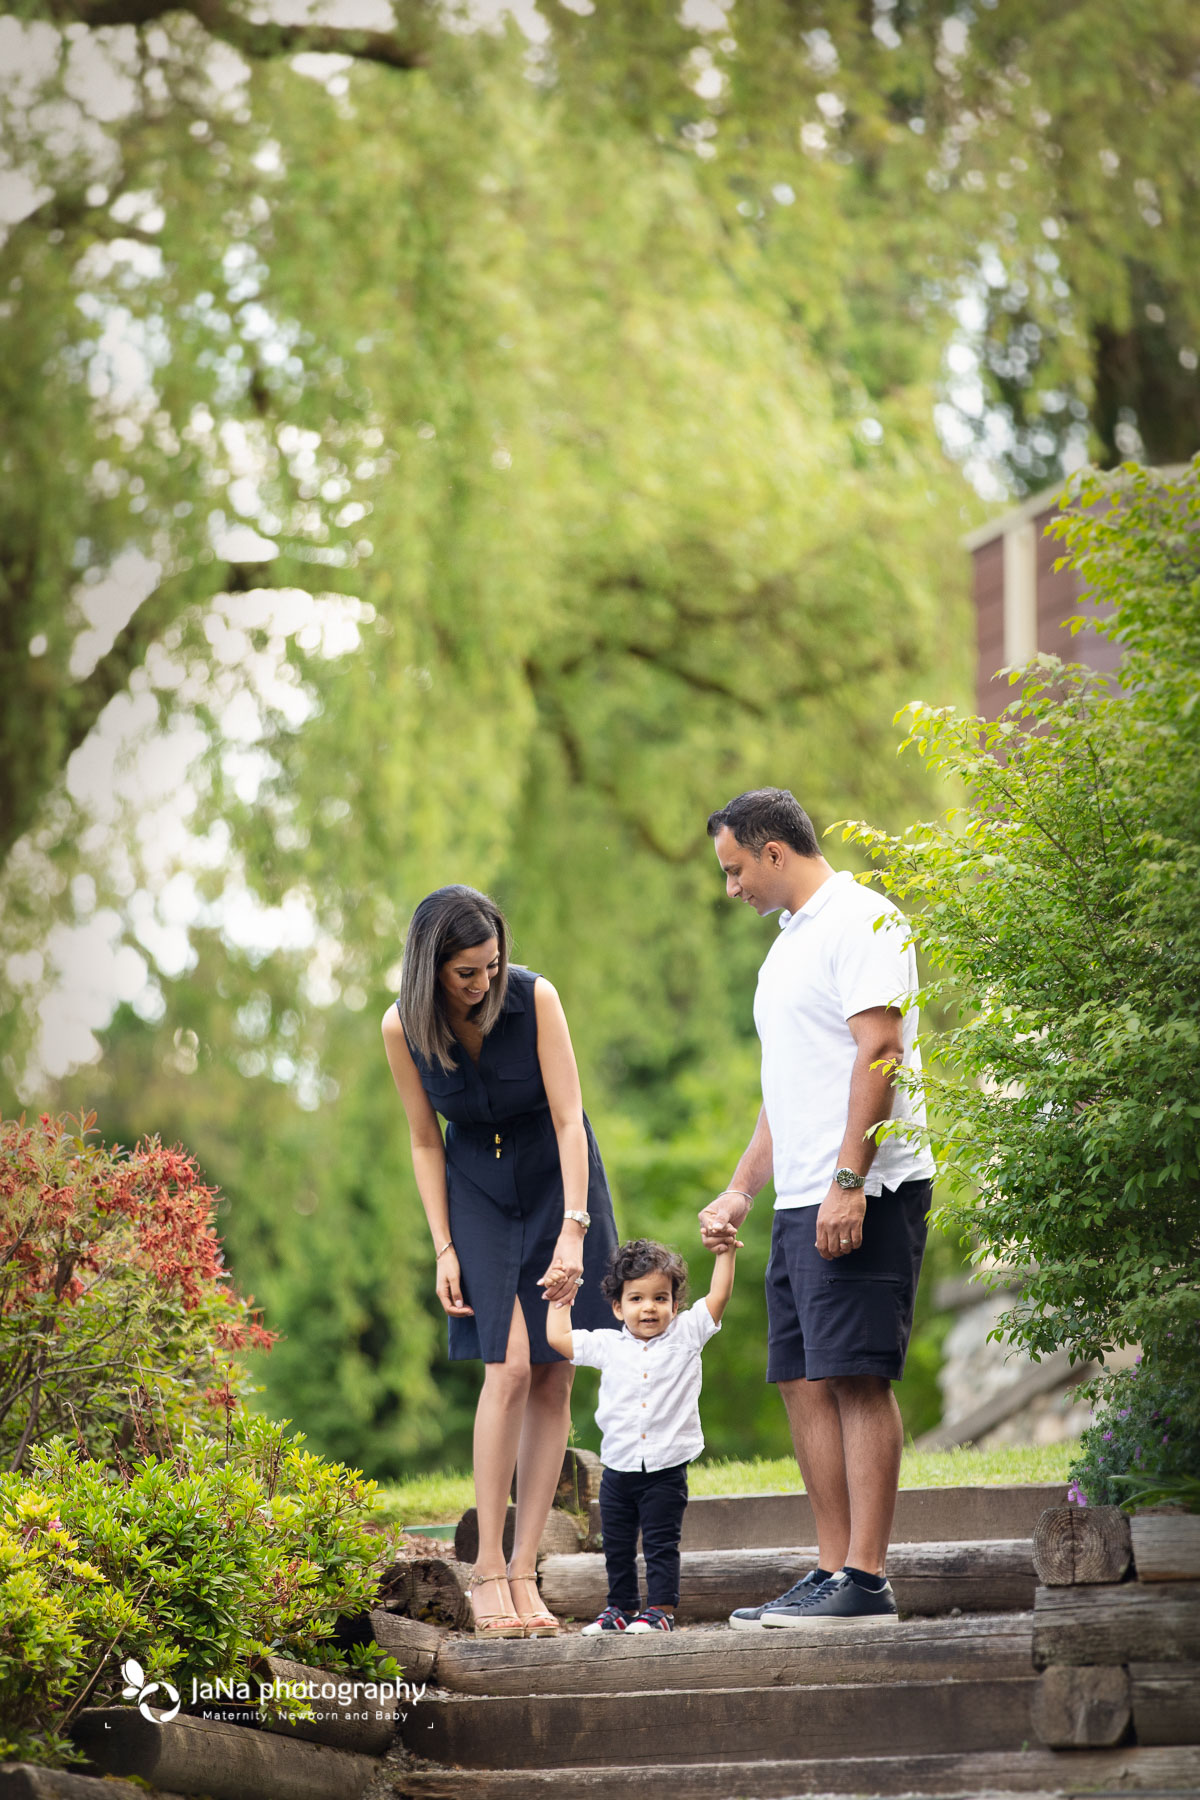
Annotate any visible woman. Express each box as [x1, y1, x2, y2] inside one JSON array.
[[381, 886, 619, 1637]]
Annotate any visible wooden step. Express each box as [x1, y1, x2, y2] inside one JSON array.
[[435, 1610, 1033, 1695], [0, 1768, 178, 1800], [540, 1537, 1035, 1624], [71, 1708, 380, 1800], [389, 1742, 1200, 1798], [399, 1676, 1036, 1769], [607, 1482, 1066, 1553]]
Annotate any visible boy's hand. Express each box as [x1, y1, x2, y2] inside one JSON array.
[[712, 1237, 743, 1255]]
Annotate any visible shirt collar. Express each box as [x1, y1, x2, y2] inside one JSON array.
[[778, 869, 853, 931]]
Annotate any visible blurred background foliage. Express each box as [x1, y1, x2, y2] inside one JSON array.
[[2, 0, 1197, 1476]]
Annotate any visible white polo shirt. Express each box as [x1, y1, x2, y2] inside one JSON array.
[[570, 1302, 720, 1473], [755, 870, 936, 1210]]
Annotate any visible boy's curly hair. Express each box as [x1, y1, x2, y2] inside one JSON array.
[[600, 1238, 688, 1308]]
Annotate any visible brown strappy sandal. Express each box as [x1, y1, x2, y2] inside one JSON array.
[[508, 1570, 559, 1638], [467, 1572, 524, 1639]]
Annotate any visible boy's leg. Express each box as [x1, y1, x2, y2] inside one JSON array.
[[598, 1468, 642, 1615], [637, 1463, 689, 1612]]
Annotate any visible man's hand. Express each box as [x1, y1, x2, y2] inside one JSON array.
[[814, 1184, 866, 1260], [699, 1191, 751, 1252]]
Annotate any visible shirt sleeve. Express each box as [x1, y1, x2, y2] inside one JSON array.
[[570, 1327, 613, 1370], [674, 1300, 722, 1353], [833, 906, 915, 1022]]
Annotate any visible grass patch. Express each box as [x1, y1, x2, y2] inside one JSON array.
[[690, 1440, 1075, 1497], [375, 1441, 1075, 1524], [373, 1469, 475, 1528]]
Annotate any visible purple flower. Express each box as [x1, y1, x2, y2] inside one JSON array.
[[1163, 1434, 1170, 1446], [1135, 1352, 1143, 1365], [1118, 1409, 1130, 1420], [1103, 1430, 1114, 1442], [1067, 1481, 1088, 1507]]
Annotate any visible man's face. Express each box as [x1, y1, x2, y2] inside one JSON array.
[[713, 826, 786, 916]]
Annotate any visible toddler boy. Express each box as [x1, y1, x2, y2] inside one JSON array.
[[545, 1233, 738, 1633]]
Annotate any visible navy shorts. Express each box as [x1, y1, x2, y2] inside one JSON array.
[[764, 1178, 931, 1383]]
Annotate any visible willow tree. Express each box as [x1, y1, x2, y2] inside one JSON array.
[[3, 0, 1197, 1469]]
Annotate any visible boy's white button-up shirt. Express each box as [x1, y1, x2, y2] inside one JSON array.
[[570, 1301, 720, 1473]]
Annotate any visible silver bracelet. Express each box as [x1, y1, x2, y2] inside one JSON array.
[[716, 1188, 753, 1204], [435, 1240, 454, 1259]]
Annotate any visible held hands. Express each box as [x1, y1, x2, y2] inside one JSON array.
[[434, 1248, 475, 1317], [537, 1226, 586, 1309], [814, 1183, 866, 1260], [699, 1191, 750, 1253]]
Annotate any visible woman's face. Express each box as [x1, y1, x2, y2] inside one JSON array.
[[438, 936, 500, 1014]]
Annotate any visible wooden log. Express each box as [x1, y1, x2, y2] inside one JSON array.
[[540, 1538, 1036, 1625], [1130, 1661, 1200, 1746], [1033, 1505, 1131, 1585], [239, 1655, 398, 1755], [589, 1483, 1069, 1553], [0, 1768, 172, 1799], [399, 1676, 1037, 1769], [1032, 1580, 1200, 1668], [553, 1447, 603, 1515], [1030, 1665, 1131, 1748], [375, 1745, 1200, 1800], [454, 1503, 584, 1566], [1131, 1510, 1200, 1582], [435, 1612, 1034, 1697], [365, 1608, 443, 1682], [71, 1708, 379, 1800], [374, 1553, 472, 1629]]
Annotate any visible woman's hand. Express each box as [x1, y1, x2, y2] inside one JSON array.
[[538, 1227, 585, 1309], [435, 1249, 475, 1317]]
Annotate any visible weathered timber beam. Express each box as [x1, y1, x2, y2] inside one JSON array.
[[1031, 1664, 1132, 1748], [1033, 1504, 1132, 1585], [1130, 1661, 1200, 1746], [1032, 1580, 1200, 1669], [1131, 1511, 1200, 1582]]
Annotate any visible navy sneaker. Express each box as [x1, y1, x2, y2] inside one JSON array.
[[580, 1606, 630, 1635], [761, 1569, 898, 1626], [729, 1568, 827, 1631], [625, 1606, 674, 1633]]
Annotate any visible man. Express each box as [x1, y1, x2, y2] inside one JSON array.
[[700, 787, 935, 1625]]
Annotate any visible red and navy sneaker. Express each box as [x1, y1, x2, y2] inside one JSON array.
[[580, 1606, 630, 1635], [625, 1606, 674, 1633]]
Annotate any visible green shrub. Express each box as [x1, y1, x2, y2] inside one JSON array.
[[841, 460, 1200, 1375], [0, 1413, 399, 1769], [0, 1112, 277, 1470], [1068, 1354, 1200, 1512]]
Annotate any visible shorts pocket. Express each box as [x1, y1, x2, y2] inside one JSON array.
[[815, 1272, 906, 1357]]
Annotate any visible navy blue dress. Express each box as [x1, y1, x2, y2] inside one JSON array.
[[402, 966, 620, 1363]]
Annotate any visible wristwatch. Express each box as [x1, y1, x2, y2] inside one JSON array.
[[563, 1210, 591, 1230], [834, 1168, 866, 1190]]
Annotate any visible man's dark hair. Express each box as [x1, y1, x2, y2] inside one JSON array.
[[601, 1239, 688, 1308], [706, 787, 819, 857]]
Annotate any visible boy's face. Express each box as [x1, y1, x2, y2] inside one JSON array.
[[613, 1272, 679, 1341]]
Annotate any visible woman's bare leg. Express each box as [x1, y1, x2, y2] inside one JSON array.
[[509, 1351, 575, 1576], [473, 1301, 532, 1584]]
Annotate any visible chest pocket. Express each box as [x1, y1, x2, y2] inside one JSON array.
[[422, 1066, 466, 1118]]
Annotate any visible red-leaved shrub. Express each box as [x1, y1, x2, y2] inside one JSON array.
[[0, 1113, 277, 1470]]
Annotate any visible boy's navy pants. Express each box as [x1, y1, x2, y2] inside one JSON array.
[[599, 1461, 689, 1612]]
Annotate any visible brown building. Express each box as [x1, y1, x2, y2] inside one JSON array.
[[964, 484, 1122, 720]]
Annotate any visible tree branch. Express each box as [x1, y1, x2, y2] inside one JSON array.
[[34, 0, 435, 70]]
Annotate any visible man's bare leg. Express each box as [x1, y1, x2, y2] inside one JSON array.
[[777, 1377, 851, 1574], [827, 1374, 903, 1576]]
